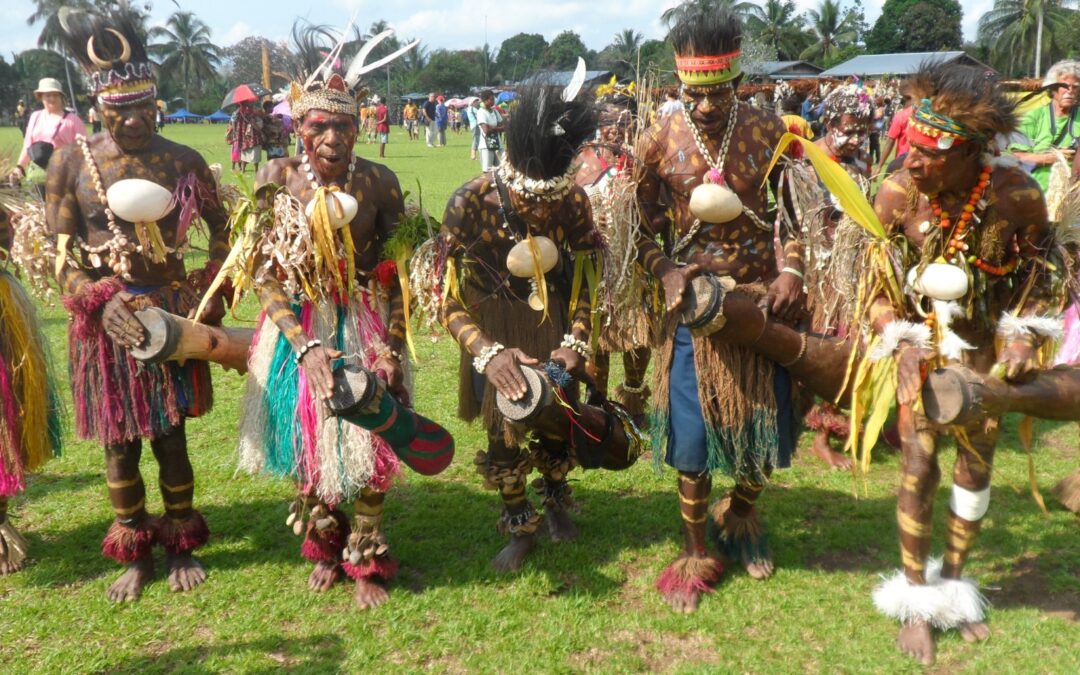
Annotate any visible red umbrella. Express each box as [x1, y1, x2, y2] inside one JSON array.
[[221, 83, 272, 108]]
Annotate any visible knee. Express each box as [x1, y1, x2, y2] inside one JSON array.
[[902, 452, 940, 486]]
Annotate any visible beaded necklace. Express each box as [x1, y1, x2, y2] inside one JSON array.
[[931, 163, 1015, 275], [683, 99, 737, 186]]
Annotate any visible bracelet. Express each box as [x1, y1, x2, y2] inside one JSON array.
[[473, 342, 504, 374], [621, 380, 648, 395], [781, 266, 804, 280], [294, 339, 322, 364], [560, 334, 592, 358], [779, 332, 808, 367]]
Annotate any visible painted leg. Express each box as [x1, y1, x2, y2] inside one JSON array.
[[103, 440, 156, 602], [1052, 466, 1080, 515], [615, 347, 652, 429], [150, 424, 208, 593], [475, 445, 539, 573], [711, 475, 773, 579], [344, 488, 398, 610], [0, 497, 30, 575], [533, 438, 578, 543], [296, 491, 347, 593], [944, 422, 997, 644], [591, 351, 612, 399], [656, 472, 723, 613]]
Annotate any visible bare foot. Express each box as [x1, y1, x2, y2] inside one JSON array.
[[545, 505, 579, 543], [308, 560, 342, 592], [745, 557, 775, 580], [812, 432, 853, 470], [660, 582, 702, 614], [166, 552, 207, 592], [491, 533, 536, 573], [959, 621, 991, 643], [107, 557, 154, 602], [354, 576, 390, 609], [0, 558, 26, 575], [897, 619, 936, 665]]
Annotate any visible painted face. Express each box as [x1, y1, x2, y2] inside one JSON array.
[[101, 100, 156, 151], [598, 105, 631, 144], [903, 139, 977, 195], [1053, 75, 1079, 112], [299, 109, 358, 181], [683, 85, 735, 127], [828, 114, 870, 157]]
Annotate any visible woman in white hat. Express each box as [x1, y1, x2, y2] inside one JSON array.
[[7, 78, 86, 186]]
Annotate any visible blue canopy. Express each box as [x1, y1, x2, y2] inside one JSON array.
[[206, 110, 231, 122], [495, 91, 517, 103], [165, 108, 204, 122]]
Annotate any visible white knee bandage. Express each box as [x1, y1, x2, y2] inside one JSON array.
[[949, 484, 990, 521]]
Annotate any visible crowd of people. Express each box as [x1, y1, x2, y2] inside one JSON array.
[[3, 4, 1080, 669]]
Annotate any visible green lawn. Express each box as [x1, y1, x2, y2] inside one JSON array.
[[0, 124, 1077, 673]]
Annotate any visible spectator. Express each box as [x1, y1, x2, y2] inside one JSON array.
[[423, 92, 438, 147], [800, 93, 822, 121], [15, 100, 27, 136], [88, 105, 101, 134], [876, 89, 913, 175], [8, 78, 86, 189], [779, 94, 812, 139], [475, 89, 504, 171], [375, 95, 390, 158], [435, 95, 449, 147], [868, 96, 885, 165], [226, 101, 264, 173], [404, 99, 419, 140], [658, 89, 682, 117], [466, 99, 481, 160], [1010, 60, 1080, 192]]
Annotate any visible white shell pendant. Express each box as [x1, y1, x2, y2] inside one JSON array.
[[106, 178, 173, 224], [506, 236, 558, 278], [528, 278, 546, 311], [305, 191, 359, 228], [907, 261, 969, 301], [688, 169, 742, 224]]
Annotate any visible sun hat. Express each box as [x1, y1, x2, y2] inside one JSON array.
[[34, 78, 65, 99]]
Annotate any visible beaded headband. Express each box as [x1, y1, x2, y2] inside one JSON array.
[[909, 98, 982, 150], [85, 30, 156, 105], [291, 75, 358, 120], [675, 50, 741, 86]]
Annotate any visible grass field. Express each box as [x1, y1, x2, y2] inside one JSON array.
[[0, 124, 1078, 673]]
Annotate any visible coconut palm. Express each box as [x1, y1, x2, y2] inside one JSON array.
[[977, 0, 1074, 77], [661, 0, 760, 27], [799, 0, 859, 64], [149, 11, 222, 110], [745, 0, 813, 61]]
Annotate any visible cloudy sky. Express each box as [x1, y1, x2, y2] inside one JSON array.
[[3, 0, 994, 62]]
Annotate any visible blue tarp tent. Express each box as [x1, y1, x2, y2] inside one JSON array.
[[206, 110, 231, 123], [165, 108, 204, 123], [495, 91, 517, 103]]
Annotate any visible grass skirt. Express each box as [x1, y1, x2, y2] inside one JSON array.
[[239, 288, 402, 504], [0, 271, 61, 497], [68, 282, 210, 446]]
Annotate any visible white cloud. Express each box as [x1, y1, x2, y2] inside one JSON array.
[[221, 21, 254, 45]]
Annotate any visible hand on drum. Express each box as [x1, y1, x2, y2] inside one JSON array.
[[764, 271, 806, 324], [896, 343, 933, 406], [485, 348, 538, 402], [372, 354, 410, 407], [300, 345, 343, 401], [998, 339, 1039, 383], [661, 263, 701, 312], [102, 291, 146, 349], [550, 346, 594, 388], [188, 293, 226, 326]]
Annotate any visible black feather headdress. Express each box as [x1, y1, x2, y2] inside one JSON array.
[[58, 3, 155, 106]]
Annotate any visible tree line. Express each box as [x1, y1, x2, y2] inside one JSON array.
[[4, 0, 1080, 120]]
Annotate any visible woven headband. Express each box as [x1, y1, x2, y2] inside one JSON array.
[[675, 50, 741, 86]]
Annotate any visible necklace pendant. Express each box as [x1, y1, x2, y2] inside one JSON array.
[[705, 168, 724, 185]]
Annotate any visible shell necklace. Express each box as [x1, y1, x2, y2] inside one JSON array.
[[492, 169, 558, 312], [301, 152, 355, 192]]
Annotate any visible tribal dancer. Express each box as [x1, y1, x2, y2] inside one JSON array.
[[862, 63, 1064, 664], [47, 7, 230, 601], [0, 206, 62, 574], [575, 80, 656, 425], [230, 23, 417, 609], [778, 83, 874, 470], [432, 82, 598, 572], [636, 8, 803, 612]]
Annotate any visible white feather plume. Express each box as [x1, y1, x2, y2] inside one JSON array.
[[562, 57, 587, 102], [869, 320, 932, 361], [997, 312, 1064, 342], [345, 31, 419, 87]]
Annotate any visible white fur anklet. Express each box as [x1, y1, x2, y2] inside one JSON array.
[[869, 321, 932, 362], [872, 558, 988, 630]]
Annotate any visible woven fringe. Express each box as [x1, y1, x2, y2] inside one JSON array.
[[1052, 469, 1080, 514], [156, 510, 209, 555], [709, 493, 770, 565], [654, 555, 724, 600], [0, 272, 63, 497], [67, 283, 212, 445], [342, 555, 399, 581], [102, 518, 156, 564], [299, 510, 349, 563]]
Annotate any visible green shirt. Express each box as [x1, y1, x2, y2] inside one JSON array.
[[1011, 103, 1080, 191]]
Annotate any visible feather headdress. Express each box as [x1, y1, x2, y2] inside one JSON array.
[[905, 62, 1016, 149], [57, 2, 155, 106]]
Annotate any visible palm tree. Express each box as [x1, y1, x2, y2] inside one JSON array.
[[610, 28, 644, 75], [745, 0, 812, 61], [478, 43, 498, 85], [799, 0, 858, 64], [661, 0, 759, 27], [977, 0, 1073, 77], [149, 11, 222, 110], [27, 0, 104, 105]]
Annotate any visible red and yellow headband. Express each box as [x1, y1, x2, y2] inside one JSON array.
[[675, 50, 741, 86]]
